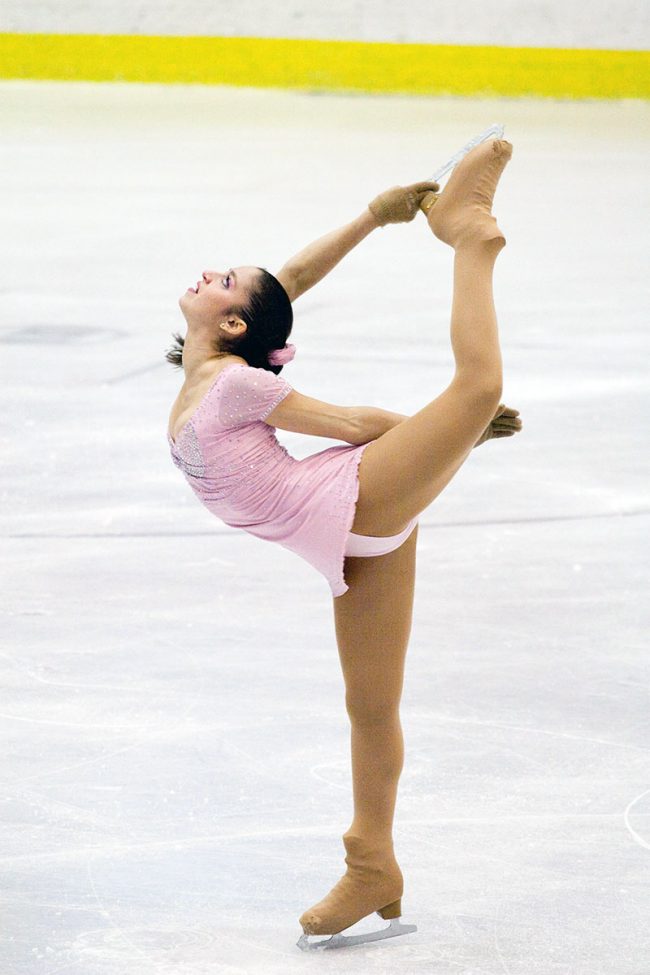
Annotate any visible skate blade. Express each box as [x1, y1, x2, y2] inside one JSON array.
[[296, 916, 417, 951], [430, 123, 505, 184]]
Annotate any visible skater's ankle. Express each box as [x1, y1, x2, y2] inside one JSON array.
[[454, 235, 505, 260], [343, 833, 400, 873], [343, 828, 394, 848]]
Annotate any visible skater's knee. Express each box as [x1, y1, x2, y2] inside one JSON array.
[[345, 692, 400, 727], [452, 370, 503, 414]]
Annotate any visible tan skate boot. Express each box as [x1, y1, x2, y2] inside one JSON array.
[[298, 832, 410, 947], [419, 138, 513, 249]]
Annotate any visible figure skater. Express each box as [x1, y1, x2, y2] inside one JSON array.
[[166, 137, 521, 950]]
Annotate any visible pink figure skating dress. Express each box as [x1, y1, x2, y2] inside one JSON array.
[[167, 362, 370, 597]]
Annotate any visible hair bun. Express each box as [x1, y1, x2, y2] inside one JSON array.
[[267, 343, 296, 366]]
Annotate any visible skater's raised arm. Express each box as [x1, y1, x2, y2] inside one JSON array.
[[275, 210, 377, 303], [275, 181, 439, 302]]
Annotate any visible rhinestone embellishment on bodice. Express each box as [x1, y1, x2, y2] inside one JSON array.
[[170, 421, 205, 478]]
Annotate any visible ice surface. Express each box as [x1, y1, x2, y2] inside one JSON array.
[[1, 80, 649, 974]]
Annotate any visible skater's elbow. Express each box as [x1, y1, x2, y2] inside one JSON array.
[[453, 368, 503, 406]]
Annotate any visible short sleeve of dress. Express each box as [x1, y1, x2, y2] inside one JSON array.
[[218, 365, 293, 427]]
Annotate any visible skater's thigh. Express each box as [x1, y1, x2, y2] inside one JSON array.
[[352, 376, 500, 536], [333, 524, 418, 722]]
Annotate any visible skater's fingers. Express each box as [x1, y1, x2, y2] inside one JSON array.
[[494, 404, 521, 419], [417, 191, 439, 207], [418, 190, 439, 213], [409, 180, 440, 193]]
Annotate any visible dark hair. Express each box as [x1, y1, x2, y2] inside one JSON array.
[[165, 267, 293, 375]]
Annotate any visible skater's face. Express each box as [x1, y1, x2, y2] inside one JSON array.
[[179, 265, 262, 334]]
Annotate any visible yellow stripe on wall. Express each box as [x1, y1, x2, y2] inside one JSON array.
[[0, 33, 648, 99]]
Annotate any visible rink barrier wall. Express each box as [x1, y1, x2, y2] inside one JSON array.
[[0, 33, 648, 100]]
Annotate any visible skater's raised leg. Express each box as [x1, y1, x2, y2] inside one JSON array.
[[351, 138, 513, 537]]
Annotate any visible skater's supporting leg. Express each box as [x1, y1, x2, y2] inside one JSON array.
[[298, 526, 418, 939]]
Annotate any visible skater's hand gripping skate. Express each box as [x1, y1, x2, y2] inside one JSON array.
[[368, 181, 440, 226], [474, 404, 522, 448]]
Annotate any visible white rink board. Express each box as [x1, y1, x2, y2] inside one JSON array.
[[2, 0, 649, 48]]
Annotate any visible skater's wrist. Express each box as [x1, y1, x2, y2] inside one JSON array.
[[364, 206, 382, 231]]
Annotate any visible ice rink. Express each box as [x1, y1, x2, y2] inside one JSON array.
[[2, 80, 649, 973]]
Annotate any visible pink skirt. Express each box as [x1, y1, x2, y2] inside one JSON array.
[[343, 517, 419, 558]]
